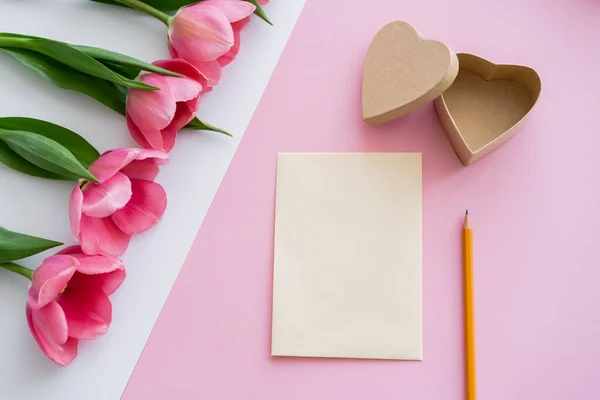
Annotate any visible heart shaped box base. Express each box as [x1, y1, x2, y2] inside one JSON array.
[[435, 53, 541, 165], [362, 22, 542, 165]]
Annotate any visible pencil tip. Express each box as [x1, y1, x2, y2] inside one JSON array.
[[466, 209, 469, 215]]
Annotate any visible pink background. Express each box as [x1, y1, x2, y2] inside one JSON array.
[[123, 0, 600, 398]]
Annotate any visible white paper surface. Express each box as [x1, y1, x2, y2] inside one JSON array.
[[0, 1, 305, 398], [272, 153, 423, 360]]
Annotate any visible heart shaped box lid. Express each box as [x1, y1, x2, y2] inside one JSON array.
[[362, 21, 459, 125], [362, 21, 542, 166]]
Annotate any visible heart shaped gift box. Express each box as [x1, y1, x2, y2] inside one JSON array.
[[362, 21, 542, 166]]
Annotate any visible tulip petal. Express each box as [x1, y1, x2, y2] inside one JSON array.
[[58, 282, 112, 340], [126, 114, 155, 150], [258, 0, 269, 5], [68, 267, 126, 297], [186, 93, 201, 113], [161, 127, 178, 153], [31, 301, 68, 345], [218, 18, 249, 66], [156, 74, 202, 151], [58, 245, 125, 294], [165, 52, 215, 93], [89, 148, 167, 181], [169, 4, 234, 62], [69, 185, 83, 240], [111, 179, 167, 235], [79, 215, 130, 257], [28, 255, 78, 310], [56, 245, 83, 256], [202, 0, 255, 23], [27, 306, 78, 366], [127, 78, 176, 134], [68, 253, 124, 275], [81, 172, 132, 218], [89, 148, 141, 183], [163, 76, 203, 103], [120, 159, 160, 181], [167, 40, 180, 59], [161, 102, 196, 152], [134, 149, 170, 165], [154, 59, 208, 90], [190, 60, 222, 87], [136, 127, 165, 151]]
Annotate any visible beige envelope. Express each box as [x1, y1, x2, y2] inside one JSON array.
[[271, 153, 422, 360]]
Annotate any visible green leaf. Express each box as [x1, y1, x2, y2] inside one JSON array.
[[72, 45, 183, 77], [0, 117, 100, 181], [1, 47, 127, 114], [99, 60, 141, 80], [0, 129, 98, 182], [245, 0, 272, 25], [0, 32, 179, 78], [0, 33, 158, 90], [90, 0, 196, 11], [0, 226, 62, 264], [0, 117, 100, 168], [0, 141, 71, 180], [184, 117, 232, 136], [89, 0, 272, 23]]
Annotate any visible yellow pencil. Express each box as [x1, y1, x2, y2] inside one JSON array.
[[463, 210, 476, 400]]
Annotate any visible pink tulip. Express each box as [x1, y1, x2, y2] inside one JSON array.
[[257, 0, 269, 4], [70, 148, 168, 257], [168, 0, 256, 87], [26, 247, 125, 366], [126, 59, 207, 152]]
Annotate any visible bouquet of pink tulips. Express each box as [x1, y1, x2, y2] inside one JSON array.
[[0, 0, 274, 366]]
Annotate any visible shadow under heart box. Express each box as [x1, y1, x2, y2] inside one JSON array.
[[362, 21, 542, 165]]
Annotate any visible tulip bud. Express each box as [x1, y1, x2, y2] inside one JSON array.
[[126, 59, 206, 152], [167, 0, 256, 87]]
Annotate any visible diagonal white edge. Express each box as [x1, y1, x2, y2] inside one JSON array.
[[0, 0, 306, 398]]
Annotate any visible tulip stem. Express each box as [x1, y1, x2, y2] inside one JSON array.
[[115, 0, 172, 26], [0, 262, 33, 280]]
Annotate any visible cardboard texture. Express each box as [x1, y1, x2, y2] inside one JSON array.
[[435, 53, 542, 165], [362, 21, 458, 125], [362, 21, 542, 165], [271, 153, 423, 360]]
